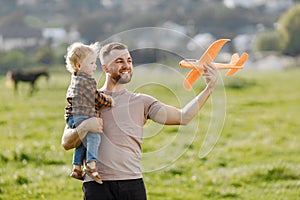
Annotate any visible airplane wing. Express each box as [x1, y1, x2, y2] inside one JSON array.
[[199, 39, 231, 63], [183, 39, 230, 90], [183, 68, 204, 90]]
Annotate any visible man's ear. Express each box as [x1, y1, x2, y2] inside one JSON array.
[[76, 63, 81, 69], [102, 64, 109, 73]]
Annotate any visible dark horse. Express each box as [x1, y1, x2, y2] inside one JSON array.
[[6, 69, 49, 95]]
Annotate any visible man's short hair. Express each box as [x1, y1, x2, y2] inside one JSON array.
[[99, 42, 128, 64]]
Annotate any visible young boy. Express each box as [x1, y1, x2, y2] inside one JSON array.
[[64, 42, 113, 184]]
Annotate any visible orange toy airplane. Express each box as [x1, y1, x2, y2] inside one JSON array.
[[179, 39, 248, 90]]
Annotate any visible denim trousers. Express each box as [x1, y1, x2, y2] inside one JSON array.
[[67, 115, 100, 165]]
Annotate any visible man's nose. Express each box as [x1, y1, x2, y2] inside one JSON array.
[[123, 62, 131, 68]]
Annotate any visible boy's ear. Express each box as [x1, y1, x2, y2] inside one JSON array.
[[76, 63, 81, 68]]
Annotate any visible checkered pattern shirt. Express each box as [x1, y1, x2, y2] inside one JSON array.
[[65, 72, 112, 118]]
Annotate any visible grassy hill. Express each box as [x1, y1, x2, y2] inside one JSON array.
[[0, 66, 299, 199]]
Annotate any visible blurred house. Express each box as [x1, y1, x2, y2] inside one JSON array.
[[17, 0, 38, 5], [0, 26, 44, 51], [187, 33, 216, 51], [101, 0, 164, 11], [0, 26, 80, 51], [250, 52, 297, 70], [223, 0, 293, 11], [264, 0, 294, 12], [232, 34, 255, 54], [120, 21, 188, 51], [42, 28, 67, 46], [42, 27, 80, 47]]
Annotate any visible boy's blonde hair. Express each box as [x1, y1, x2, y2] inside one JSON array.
[[99, 42, 128, 64], [65, 42, 100, 74]]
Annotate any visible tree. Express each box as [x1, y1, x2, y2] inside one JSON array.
[[254, 30, 283, 52], [77, 12, 122, 42], [0, 50, 30, 74], [278, 4, 300, 56], [0, 10, 27, 27], [0, 0, 17, 17], [60, 0, 103, 16], [34, 46, 55, 65]]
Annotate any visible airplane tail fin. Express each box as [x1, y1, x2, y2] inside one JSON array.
[[225, 53, 248, 76]]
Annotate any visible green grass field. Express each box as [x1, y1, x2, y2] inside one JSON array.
[[0, 66, 300, 200]]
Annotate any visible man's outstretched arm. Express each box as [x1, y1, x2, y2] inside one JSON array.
[[151, 63, 217, 125], [61, 117, 103, 150]]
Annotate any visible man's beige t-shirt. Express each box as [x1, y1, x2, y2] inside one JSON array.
[[84, 89, 162, 181]]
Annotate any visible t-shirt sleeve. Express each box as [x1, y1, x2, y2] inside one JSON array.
[[141, 94, 164, 120]]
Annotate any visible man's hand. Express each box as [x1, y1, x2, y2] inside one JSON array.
[[203, 62, 217, 92], [77, 117, 103, 140], [62, 117, 103, 150]]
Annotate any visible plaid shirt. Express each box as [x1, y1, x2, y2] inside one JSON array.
[[65, 72, 113, 118]]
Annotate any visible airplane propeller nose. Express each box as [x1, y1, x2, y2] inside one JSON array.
[[179, 60, 184, 67]]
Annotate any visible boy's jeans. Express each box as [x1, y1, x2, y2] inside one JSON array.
[[67, 115, 100, 165]]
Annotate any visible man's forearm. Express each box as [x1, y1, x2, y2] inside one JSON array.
[[151, 63, 217, 126], [151, 86, 213, 125], [180, 86, 212, 125], [61, 125, 82, 150], [61, 117, 103, 150], [180, 62, 217, 125]]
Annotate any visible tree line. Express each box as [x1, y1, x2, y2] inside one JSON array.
[[0, 1, 299, 74]]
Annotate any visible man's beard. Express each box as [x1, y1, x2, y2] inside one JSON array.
[[112, 72, 132, 84]]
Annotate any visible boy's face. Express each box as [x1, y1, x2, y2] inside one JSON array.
[[103, 49, 133, 84], [78, 52, 97, 76]]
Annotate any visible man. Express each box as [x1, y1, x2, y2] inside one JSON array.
[[62, 42, 217, 199]]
